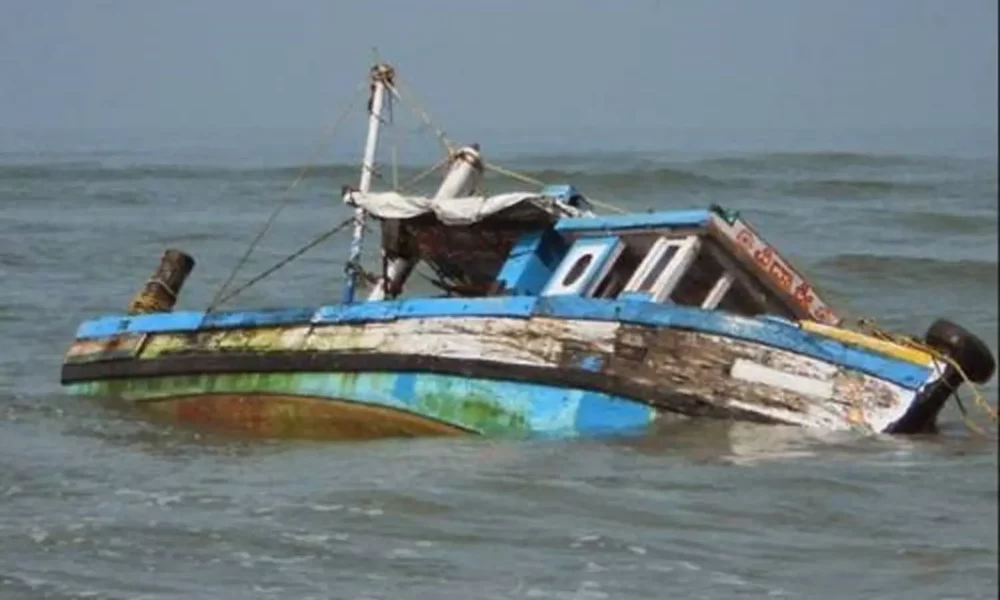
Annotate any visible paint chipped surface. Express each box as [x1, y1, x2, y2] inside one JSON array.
[[64, 333, 146, 363], [64, 313, 933, 434]]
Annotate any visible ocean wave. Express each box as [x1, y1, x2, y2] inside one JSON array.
[[695, 151, 943, 171], [0, 161, 745, 192], [886, 211, 1000, 235], [0, 162, 364, 183], [780, 178, 938, 198], [493, 166, 733, 189], [814, 253, 998, 288], [1, 149, 985, 197]]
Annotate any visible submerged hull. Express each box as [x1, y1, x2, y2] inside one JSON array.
[[65, 371, 655, 438], [60, 297, 952, 439]]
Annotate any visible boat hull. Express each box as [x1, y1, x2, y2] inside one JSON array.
[[61, 297, 948, 438], [64, 371, 655, 439]]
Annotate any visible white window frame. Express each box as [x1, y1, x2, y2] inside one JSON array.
[[542, 236, 624, 297], [701, 271, 735, 309], [622, 235, 702, 302]]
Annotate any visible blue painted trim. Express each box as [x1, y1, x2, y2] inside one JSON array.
[[77, 311, 205, 338], [554, 209, 711, 233], [397, 297, 536, 319], [312, 300, 401, 324], [201, 307, 318, 329], [618, 291, 653, 303], [758, 315, 799, 328], [74, 296, 930, 389], [314, 297, 536, 325]]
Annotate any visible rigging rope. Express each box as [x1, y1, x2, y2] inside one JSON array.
[[482, 161, 629, 214], [388, 75, 630, 216], [206, 79, 368, 313], [397, 156, 450, 192], [388, 80, 455, 156], [210, 217, 356, 308], [855, 318, 997, 433]]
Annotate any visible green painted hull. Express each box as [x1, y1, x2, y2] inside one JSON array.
[[65, 370, 656, 439]]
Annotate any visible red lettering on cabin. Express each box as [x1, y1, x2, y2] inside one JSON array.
[[753, 246, 775, 269], [735, 228, 756, 249], [793, 281, 815, 308], [768, 261, 795, 291]]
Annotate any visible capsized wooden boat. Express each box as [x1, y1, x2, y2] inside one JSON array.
[[60, 61, 997, 439]]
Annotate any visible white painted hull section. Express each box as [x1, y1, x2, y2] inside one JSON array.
[[137, 316, 940, 433]]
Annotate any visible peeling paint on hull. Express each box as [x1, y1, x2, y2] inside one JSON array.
[[62, 298, 948, 438]]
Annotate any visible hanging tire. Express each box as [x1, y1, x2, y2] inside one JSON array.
[[924, 318, 996, 384]]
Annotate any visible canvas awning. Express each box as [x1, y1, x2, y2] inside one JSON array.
[[343, 190, 581, 225]]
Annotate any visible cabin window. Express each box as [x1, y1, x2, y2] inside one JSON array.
[[671, 246, 728, 307], [716, 279, 794, 318], [542, 235, 624, 297], [667, 240, 795, 318], [636, 245, 679, 292], [561, 253, 594, 287], [591, 247, 641, 299], [701, 273, 735, 309], [621, 235, 701, 302]]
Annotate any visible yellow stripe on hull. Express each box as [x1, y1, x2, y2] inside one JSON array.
[[799, 321, 936, 367]]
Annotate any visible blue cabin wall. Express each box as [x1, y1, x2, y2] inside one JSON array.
[[494, 183, 639, 296], [498, 202, 722, 301], [494, 228, 569, 296]]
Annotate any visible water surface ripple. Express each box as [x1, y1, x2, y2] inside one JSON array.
[[1, 128, 996, 599]]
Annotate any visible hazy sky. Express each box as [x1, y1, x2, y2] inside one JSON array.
[[1, 0, 996, 133]]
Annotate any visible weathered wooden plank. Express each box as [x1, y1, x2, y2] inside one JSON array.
[[63, 333, 147, 364], [70, 298, 933, 392], [65, 314, 934, 432]]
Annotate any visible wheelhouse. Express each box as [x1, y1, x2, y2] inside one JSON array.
[[494, 200, 841, 325]]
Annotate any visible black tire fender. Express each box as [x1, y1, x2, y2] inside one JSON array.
[[924, 318, 996, 385]]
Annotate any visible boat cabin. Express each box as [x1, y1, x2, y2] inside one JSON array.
[[490, 189, 841, 326], [346, 184, 841, 326]]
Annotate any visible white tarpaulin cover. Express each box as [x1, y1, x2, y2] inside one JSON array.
[[344, 191, 570, 225]]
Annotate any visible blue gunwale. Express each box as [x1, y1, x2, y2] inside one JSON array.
[[74, 296, 932, 390], [553, 208, 711, 233]]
